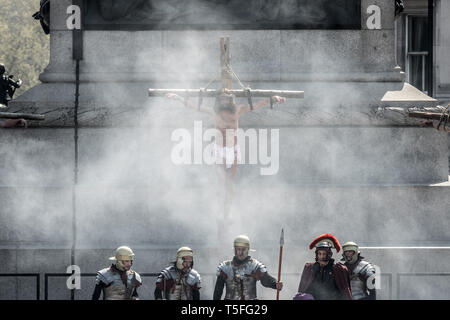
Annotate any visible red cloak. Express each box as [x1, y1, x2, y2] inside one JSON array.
[[297, 262, 352, 300]]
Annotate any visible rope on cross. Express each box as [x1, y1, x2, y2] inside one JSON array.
[[148, 36, 305, 107]]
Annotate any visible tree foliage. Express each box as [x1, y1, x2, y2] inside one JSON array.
[[0, 0, 50, 97]]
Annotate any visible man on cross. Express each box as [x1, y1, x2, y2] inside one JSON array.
[[166, 91, 286, 173], [150, 36, 302, 241], [166, 91, 286, 236]]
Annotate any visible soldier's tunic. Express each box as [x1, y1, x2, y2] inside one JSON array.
[[346, 259, 376, 300], [154, 265, 201, 300], [92, 265, 142, 300], [214, 256, 277, 300]]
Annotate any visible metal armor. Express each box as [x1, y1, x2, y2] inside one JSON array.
[[96, 267, 142, 300], [349, 260, 376, 300], [156, 266, 201, 300], [217, 258, 267, 300]]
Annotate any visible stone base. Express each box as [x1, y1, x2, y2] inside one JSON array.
[[0, 126, 449, 300]]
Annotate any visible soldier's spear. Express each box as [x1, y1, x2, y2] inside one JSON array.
[[276, 228, 284, 300]]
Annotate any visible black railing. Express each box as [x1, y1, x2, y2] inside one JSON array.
[[2, 272, 450, 300], [383, 273, 393, 300], [0, 273, 40, 300], [396, 273, 450, 299], [44, 273, 159, 300]]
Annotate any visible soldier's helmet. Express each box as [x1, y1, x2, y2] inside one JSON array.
[[234, 235, 251, 249], [176, 247, 194, 270], [233, 235, 251, 259], [109, 246, 135, 271], [342, 241, 360, 264], [309, 233, 341, 262], [0, 63, 5, 75]]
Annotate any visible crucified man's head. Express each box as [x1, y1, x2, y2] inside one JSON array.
[[214, 93, 237, 114]]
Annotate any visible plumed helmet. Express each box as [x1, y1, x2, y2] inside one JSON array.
[[109, 246, 135, 271], [315, 241, 333, 249], [309, 233, 341, 252], [176, 246, 194, 270], [342, 241, 360, 264], [309, 233, 341, 262]]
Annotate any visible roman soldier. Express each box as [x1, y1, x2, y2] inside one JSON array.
[[297, 233, 352, 300], [154, 247, 201, 300], [92, 246, 142, 300], [341, 241, 377, 300], [213, 235, 283, 300]]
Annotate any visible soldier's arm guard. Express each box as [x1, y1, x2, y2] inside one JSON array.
[[154, 287, 163, 300], [131, 287, 139, 300], [192, 288, 200, 300], [213, 273, 226, 300], [91, 282, 104, 300], [260, 272, 278, 289], [154, 274, 165, 300]]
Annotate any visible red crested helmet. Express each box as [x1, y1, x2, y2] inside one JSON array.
[[309, 233, 341, 262]]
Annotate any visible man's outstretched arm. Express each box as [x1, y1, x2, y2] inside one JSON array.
[[238, 96, 286, 115], [0, 119, 27, 128], [165, 93, 214, 115]]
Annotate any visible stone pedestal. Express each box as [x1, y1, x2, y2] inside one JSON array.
[[1, 0, 449, 300]]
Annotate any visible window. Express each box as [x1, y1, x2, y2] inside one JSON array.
[[406, 15, 431, 94]]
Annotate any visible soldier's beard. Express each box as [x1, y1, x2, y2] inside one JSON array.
[[182, 264, 192, 272], [116, 261, 131, 271], [317, 254, 331, 264], [235, 252, 248, 261]]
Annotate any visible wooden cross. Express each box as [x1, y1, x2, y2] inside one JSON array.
[[148, 36, 305, 103], [148, 37, 305, 243]]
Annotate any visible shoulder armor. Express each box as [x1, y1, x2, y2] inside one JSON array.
[[133, 271, 142, 285], [217, 260, 233, 277], [160, 266, 177, 280], [359, 260, 376, 276], [187, 269, 201, 287], [250, 258, 267, 273], [96, 267, 114, 285]]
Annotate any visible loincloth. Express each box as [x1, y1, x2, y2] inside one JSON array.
[[213, 143, 241, 169]]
